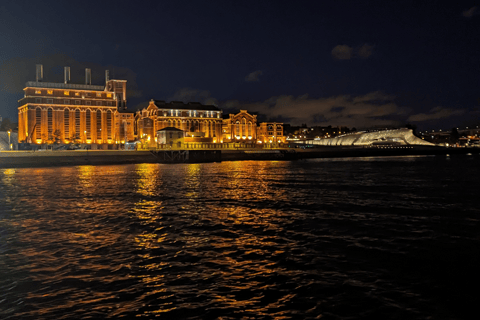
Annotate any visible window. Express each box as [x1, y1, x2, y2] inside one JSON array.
[[64, 91, 70, 96], [75, 109, 81, 140], [169, 133, 173, 139], [75, 92, 80, 96], [75, 100, 80, 105], [108, 101, 112, 106], [35, 108, 42, 139], [47, 90, 53, 95], [96, 101, 101, 106], [96, 93, 102, 98], [35, 98, 41, 103], [86, 101, 91, 106], [35, 90, 41, 94], [64, 100, 70, 104], [86, 110, 91, 139], [96, 111, 102, 140], [107, 93, 112, 98], [106, 110, 112, 139], [47, 108, 53, 140], [64, 109, 70, 139]]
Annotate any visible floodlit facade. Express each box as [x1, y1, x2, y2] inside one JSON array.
[[156, 127, 185, 148], [136, 100, 222, 147], [222, 110, 257, 143], [257, 122, 285, 144], [17, 65, 134, 145], [311, 128, 434, 146]]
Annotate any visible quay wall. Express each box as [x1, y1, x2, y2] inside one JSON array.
[[0, 146, 478, 168]]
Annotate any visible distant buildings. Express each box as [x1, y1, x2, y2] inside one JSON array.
[[17, 65, 285, 148]]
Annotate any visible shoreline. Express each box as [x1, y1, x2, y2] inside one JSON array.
[[0, 146, 478, 168]]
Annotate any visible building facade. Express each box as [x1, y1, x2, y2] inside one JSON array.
[[17, 65, 134, 146], [136, 100, 223, 147], [257, 122, 285, 144], [222, 110, 257, 143]]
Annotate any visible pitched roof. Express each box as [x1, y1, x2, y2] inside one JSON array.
[[157, 127, 184, 132]]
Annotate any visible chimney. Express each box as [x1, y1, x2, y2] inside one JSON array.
[[36, 64, 43, 82], [105, 70, 110, 83], [64, 67, 70, 84], [85, 68, 91, 85]]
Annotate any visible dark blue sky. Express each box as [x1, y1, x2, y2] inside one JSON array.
[[1, 0, 479, 130]]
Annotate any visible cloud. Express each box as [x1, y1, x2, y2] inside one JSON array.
[[168, 87, 218, 106], [245, 70, 263, 82], [357, 44, 374, 58], [407, 107, 465, 122], [331, 45, 353, 60], [219, 91, 406, 128], [332, 44, 374, 60], [462, 6, 478, 18]]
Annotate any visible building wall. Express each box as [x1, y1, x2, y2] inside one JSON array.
[[18, 82, 133, 144], [222, 110, 257, 143], [136, 100, 222, 147], [257, 122, 285, 144]]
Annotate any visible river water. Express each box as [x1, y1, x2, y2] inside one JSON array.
[[1, 155, 479, 319]]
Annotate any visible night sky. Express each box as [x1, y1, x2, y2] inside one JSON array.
[[1, 0, 479, 130]]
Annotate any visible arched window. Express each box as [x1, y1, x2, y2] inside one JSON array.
[[35, 108, 42, 140], [235, 121, 240, 136], [47, 108, 53, 140], [242, 118, 246, 136], [248, 121, 252, 136], [64, 109, 70, 140], [86, 110, 91, 139]]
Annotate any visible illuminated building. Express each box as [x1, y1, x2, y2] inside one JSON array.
[[17, 65, 134, 146], [136, 99, 222, 147], [257, 122, 285, 144], [156, 127, 185, 148], [222, 110, 257, 143], [311, 128, 434, 146]]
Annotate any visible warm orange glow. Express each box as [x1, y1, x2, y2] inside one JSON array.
[[35, 90, 41, 94], [64, 91, 69, 96], [47, 90, 53, 95]]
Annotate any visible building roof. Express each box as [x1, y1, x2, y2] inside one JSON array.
[[152, 100, 220, 111], [157, 127, 184, 132], [25, 81, 105, 91]]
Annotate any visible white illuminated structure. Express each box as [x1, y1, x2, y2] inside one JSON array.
[[311, 128, 434, 146]]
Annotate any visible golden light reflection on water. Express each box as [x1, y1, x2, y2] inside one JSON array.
[[77, 166, 95, 189]]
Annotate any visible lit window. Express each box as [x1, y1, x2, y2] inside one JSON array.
[[107, 93, 112, 98], [75, 92, 80, 96], [47, 90, 53, 95], [96, 93, 102, 98], [64, 91, 70, 96], [35, 90, 41, 94]]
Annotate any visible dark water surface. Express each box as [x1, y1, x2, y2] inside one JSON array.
[[1, 155, 479, 319]]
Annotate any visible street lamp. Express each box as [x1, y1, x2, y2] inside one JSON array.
[[7, 130, 11, 150]]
